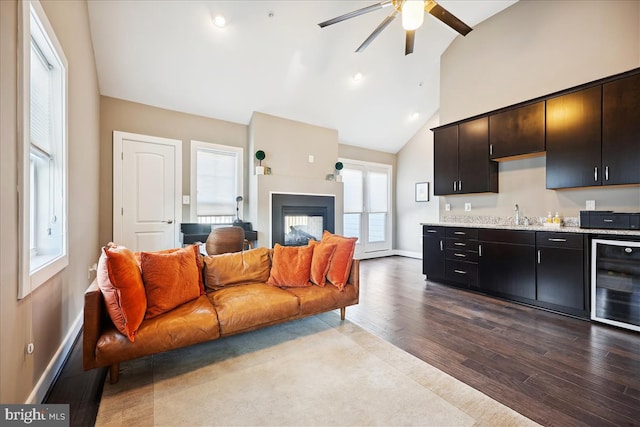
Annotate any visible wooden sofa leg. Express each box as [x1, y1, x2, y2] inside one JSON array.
[[340, 307, 346, 320], [109, 363, 120, 384]]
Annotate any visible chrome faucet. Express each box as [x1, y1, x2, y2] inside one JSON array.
[[514, 204, 520, 225]]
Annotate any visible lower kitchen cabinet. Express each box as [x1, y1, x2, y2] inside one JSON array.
[[445, 228, 478, 288], [422, 226, 445, 279], [536, 232, 588, 316], [478, 229, 536, 301]]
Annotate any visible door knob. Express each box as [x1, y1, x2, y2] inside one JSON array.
[[163, 220, 173, 224]]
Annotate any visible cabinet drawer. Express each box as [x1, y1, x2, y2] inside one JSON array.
[[536, 232, 583, 249], [446, 260, 478, 285], [446, 238, 478, 251], [445, 228, 478, 239], [423, 225, 445, 237], [478, 229, 535, 245], [446, 249, 478, 263]]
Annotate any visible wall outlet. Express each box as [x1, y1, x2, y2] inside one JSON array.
[[586, 200, 596, 211], [27, 343, 34, 354], [182, 195, 190, 205], [445, 203, 451, 211], [464, 203, 472, 212], [308, 155, 314, 163]]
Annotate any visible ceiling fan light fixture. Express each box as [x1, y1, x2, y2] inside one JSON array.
[[401, 1, 424, 30]]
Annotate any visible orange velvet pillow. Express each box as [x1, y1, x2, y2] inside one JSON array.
[[321, 231, 357, 291], [308, 240, 337, 287], [96, 243, 146, 342], [204, 247, 271, 291], [267, 244, 314, 288], [135, 245, 205, 295], [140, 246, 201, 319]]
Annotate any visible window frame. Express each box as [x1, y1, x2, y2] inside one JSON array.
[[18, 0, 69, 299], [189, 140, 244, 224]]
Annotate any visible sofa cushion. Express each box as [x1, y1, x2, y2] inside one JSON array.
[[267, 244, 314, 288], [210, 284, 300, 335], [140, 246, 202, 319], [204, 247, 271, 291], [97, 243, 146, 343], [308, 240, 337, 287], [284, 282, 358, 316], [95, 295, 220, 366], [321, 231, 358, 291]]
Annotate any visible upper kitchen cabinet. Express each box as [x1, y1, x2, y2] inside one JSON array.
[[602, 72, 640, 185], [489, 101, 545, 160], [546, 85, 602, 189], [433, 117, 498, 196]]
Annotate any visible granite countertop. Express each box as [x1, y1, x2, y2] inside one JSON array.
[[421, 216, 640, 237]]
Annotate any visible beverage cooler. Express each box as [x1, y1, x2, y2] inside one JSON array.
[[591, 239, 640, 332]]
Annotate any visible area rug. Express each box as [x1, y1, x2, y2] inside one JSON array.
[[95, 313, 539, 426]]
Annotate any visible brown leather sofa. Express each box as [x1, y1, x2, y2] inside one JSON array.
[[83, 249, 359, 384]]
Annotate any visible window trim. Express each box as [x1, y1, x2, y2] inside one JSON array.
[[189, 141, 244, 223], [18, 0, 68, 299]]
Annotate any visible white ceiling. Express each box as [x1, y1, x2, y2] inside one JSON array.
[[87, 1, 517, 153]]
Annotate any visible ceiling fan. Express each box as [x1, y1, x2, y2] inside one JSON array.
[[318, 0, 472, 56]]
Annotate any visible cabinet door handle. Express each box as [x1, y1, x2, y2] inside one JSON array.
[[454, 231, 466, 235], [454, 242, 467, 247], [537, 250, 541, 264], [426, 230, 438, 233], [454, 253, 466, 258], [594, 166, 598, 182], [605, 166, 609, 181], [458, 180, 462, 191], [479, 244, 482, 256], [440, 240, 443, 251], [453, 181, 457, 192], [548, 238, 566, 242], [454, 270, 467, 275], [490, 144, 493, 156]]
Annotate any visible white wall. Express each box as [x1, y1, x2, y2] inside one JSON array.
[[395, 113, 440, 255]]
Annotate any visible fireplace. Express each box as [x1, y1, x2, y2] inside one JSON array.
[[271, 194, 335, 246]]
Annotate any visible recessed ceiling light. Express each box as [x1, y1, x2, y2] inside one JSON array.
[[213, 14, 227, 28], [410, 112, 420, 120], [352, 72, 363, 82]]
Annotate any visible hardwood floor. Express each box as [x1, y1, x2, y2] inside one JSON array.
[[46, 256, 640, 426]]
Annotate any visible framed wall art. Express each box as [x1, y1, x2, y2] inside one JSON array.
[[415, 182, 429, 202]]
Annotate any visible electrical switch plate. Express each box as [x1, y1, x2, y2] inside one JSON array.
[[586, 200, 596, 211], [445, 203, 451, 211], [465, 203, 472, 212], [182, 195, 190, 205], [308, 155, 314, 163]]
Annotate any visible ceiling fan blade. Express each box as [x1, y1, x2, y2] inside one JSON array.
[[318, 0, 392, 28], [356, 10, 398, 53], [426, 0, 473, 36], [405, 30, 415, 55]]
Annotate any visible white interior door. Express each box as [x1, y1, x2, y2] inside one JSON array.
[[113, 131, 182, 251]]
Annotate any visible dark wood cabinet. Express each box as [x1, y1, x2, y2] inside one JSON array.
[[433, 118, 497, 195], [422, 226, 445, 279], [433, 125, 459, 195], [602, 73, 640, 185], [546, 85, 602, 189], [478, 229, 536, 301], [444, 228, 478, 288], [489, 101, 545, 159], [536, 232, 587, 315]]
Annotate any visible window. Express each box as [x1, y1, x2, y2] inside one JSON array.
[[19, 0, 68, 299], [340, 159, 392, 255], [190, 141, 243, 224]]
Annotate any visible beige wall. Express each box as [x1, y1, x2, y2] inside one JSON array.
[[0, 0, 100, 403], [249, 112, 345, 246], [434, 0, 639, 222], [99, 97, 248, 245]]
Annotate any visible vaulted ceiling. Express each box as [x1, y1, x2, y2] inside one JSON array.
[[87, 1, 517, 153]]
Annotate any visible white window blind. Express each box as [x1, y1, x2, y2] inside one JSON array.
[[196, 149, 237, 216]]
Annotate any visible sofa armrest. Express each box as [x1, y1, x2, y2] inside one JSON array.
[[347, 259, 360, 295], [83, 279, 106, 370]]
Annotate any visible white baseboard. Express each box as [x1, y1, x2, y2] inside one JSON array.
[[354, 250, 422, 260], [393, 250, 422, 259], [26, 310, 83, 404]]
